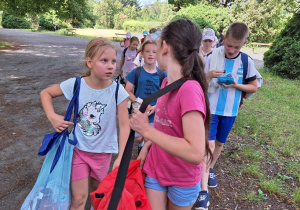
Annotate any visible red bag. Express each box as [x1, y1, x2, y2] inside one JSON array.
[[90, 160, 151, 210]]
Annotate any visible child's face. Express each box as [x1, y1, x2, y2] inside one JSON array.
[[202, 39, 213, 48], [142, 44, 157, 65], [129, 40, 139, 51], [223, 37, 247, 59], [87, 47, 116, 80]]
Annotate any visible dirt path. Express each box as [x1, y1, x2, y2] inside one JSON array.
[[0, 29, 267, 210]]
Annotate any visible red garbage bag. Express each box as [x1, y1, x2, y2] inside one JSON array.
[[90, 160, 151, 210]]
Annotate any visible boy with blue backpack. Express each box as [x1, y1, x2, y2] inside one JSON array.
[[125, 40, 166, 153], [195, 22, 261, 210]]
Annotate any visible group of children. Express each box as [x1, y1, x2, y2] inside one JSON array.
[[40, 19, 258, 210]]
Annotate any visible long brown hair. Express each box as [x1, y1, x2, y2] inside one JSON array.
[[160, 19, 213, 163], [83, 37, 116, 76]]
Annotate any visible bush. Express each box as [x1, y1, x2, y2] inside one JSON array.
[[1, 12, 31, 29], [39, 14, 56, 31], [171, 3, 232, 31], [264, 13, 300, 79], [122, 20, 163, 32]]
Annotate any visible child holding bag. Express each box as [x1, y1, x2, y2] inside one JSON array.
[[40, 37, 130, 209], [129, 19, 212, 210]]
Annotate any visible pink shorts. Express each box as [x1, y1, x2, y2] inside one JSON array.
[[71, 148, 112, 182]]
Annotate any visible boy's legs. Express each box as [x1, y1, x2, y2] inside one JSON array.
[[198, 115, 235, 208]]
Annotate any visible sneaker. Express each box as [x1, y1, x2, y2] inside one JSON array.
[[195, 191, 210, 210], [208, 168, 217, 188]]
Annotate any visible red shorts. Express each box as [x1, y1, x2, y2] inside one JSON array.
[[71, 148, 112, 182]]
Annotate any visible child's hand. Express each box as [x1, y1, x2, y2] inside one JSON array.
[[49, 113, 74, 133], [137, 146, 149, 169], [147, 105, 156, 116], [220, 80, 237, 88], [130, 109, 150, 135], [208, 70, 225, 78]]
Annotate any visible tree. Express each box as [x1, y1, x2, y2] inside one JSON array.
[[168, 0, 198, 11], [0, 0, 89, 20], [94, 0, 123, 28]]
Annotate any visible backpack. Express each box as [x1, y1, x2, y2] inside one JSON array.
[[90, 160, 151, 210], [240, 52, 263, 106]]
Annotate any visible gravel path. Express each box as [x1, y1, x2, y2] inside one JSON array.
[[0, 28, 264, 210]]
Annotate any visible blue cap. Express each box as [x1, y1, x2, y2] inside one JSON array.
[[142, 31, 148, 35]]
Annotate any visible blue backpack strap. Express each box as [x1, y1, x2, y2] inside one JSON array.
[[134, 67, 142, 94], [115, 82, 119, 106], [240, 52, 248, 106], [241, 52, 248, 84], [50, 77, 81, 172]]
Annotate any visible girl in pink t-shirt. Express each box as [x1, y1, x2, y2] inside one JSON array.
[[130, 19, 212, 209]]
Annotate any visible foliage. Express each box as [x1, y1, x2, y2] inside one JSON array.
[[171, 3, 232, 31], [138, 2, 174, 22], [94, 0, 123, 28], [122, 20, 163, 32], [230, 0, 284, 43], [168, 0, 198, 11], [0, 0, 89, 21], [119, 0, 139, 8], [264, 12, 300, 79], [1, 12, 31, 29]]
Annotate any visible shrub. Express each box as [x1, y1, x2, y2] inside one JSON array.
[[39, 14, 56, 31], [171, 3, 232, 31], [1, 12, 31, 29], [264, 13, 300, 79], [122, 20, 163, 33]]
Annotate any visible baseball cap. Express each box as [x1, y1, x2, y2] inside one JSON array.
[[202, 28, 215, 41], [126, 32, 131, 38], [142, 31, 148, 35]]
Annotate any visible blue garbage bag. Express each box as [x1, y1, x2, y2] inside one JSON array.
[[21, 77, 81, 210]]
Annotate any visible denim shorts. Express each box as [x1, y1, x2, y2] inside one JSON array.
[[144, 175, 201, 207], [208, 114, 236, 143]]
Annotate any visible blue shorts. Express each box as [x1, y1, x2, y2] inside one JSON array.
[[208, 114, 236, 143], [144, 175, 201, 207]]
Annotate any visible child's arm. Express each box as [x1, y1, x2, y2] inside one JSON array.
[[222, 79, 258, 93], [130, 110, 206, 165], [118, 57, 125, 76], [40, 84, 74, 132], [119, 39, 124, 47], [124, 81, 136, 102], [137, 140, 152, 168], [112, 100, 130, 169]]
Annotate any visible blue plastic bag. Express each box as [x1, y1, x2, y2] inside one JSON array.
[[21, 77, 81, 210]]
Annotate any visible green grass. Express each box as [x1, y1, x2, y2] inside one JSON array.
[[240, 146, 262, 161], [21, 28, 138, 42], [231, 67, 300, 205], [239, 189, 268, 204], [260, 178, 283, 195], [0, 41, 11, 48], [293, 188, 300, 203], [241, 164, 261, 178]]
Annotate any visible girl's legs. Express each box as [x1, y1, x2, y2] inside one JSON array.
[[146, 187, 167, 210], [201, 140, 215, 192], [90, 176, 100, 192], [70, 178, 89, 210], [168, 200, 194, 210]]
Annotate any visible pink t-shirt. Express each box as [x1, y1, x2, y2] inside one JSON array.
[[143, 79, 206, 187], [122, 48, 136, 73]]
